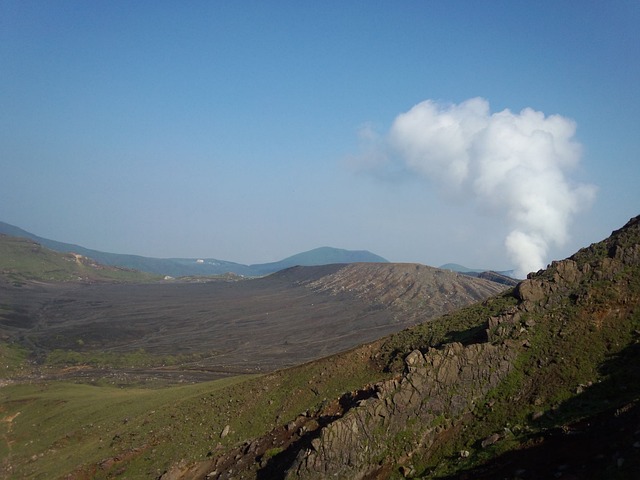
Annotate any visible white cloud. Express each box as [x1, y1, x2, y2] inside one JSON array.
[[390, 98, 488, 189], [365, 97, 596, 277]]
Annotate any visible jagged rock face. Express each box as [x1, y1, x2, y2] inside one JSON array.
[[285, 216, 640, 479], [287, 342, 517, 479], [514, 215, 640, 312]]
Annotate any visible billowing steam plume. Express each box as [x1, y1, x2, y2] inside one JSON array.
[[371, 97, 596, 277]]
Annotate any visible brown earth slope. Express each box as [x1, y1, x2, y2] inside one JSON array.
[[276, 263, 508, 323], [0, 262, 507, 379]]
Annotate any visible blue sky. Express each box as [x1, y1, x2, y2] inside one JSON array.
[[1, 1, 638, 272]]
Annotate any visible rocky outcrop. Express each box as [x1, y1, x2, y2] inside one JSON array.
[[286, 216, 640, 479], [513, 215, 640, 313], [286, 341, 516, 479]]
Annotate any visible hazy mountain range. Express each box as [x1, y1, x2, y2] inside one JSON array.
[[0, 221, 517, 279], [0, 221, 388, 277]]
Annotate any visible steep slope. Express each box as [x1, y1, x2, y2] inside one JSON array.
[[193, 215, 640, 479], [284, 215, 640, 479]]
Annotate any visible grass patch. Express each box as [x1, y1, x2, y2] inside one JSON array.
[[263, 446, 284, 460], [44, 348, 212, 369], [0, 375, 256, 479], [0, 342, 30, 378], [1, 342, 385, 478]]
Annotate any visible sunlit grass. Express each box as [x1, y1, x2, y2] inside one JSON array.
[[0, 376, 256, 479]]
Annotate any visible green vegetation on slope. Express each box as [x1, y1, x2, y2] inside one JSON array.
[[377, 290, 518, 373], [0, 342, 384, 479], [0, 343, 30, 378], [44, 348, 214, 369], [244, 216, 640, 480], [412, 220, 640, 478], [0, 235, 160, 284], [0, 376, 255, 479]]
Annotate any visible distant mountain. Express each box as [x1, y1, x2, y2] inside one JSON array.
[[439, 262, 482, 273], [0, 221, 249, 277], [440, 262, 518, 279], [248, 246, 388, 275], [476, 270, 519, 286], [0, 222, 388, 277]]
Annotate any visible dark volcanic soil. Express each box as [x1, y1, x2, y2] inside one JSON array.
[[1, 263, 507, 378]]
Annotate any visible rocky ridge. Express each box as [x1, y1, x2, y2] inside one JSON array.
[[287, 341, 517, 479], [196, 215, 640, 479]]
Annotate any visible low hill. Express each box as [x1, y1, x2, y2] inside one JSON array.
[[0, 222, 388, 276], [274, 262, 509, 324], [0, 234, 159, 284], [439, 262, 480, 273], [440, 262, 517, 280], [476, 270, 519, 286], [249, 246, 388, 275]]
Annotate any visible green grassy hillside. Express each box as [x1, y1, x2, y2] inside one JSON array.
[[0, 376, 256, 479], [0, 343, 382, 479], [0, 235, 159, 284]]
